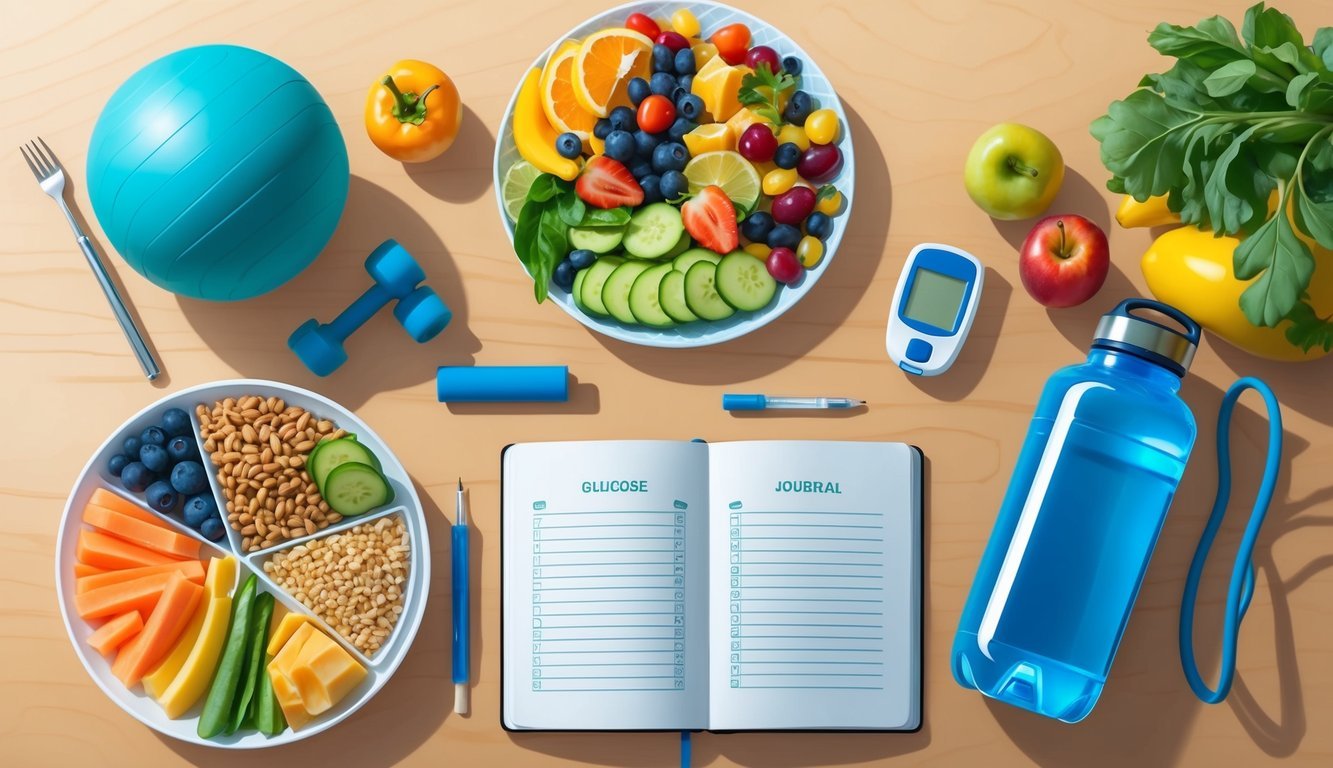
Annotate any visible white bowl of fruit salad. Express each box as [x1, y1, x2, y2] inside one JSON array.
[[494, 0, 854, 348]]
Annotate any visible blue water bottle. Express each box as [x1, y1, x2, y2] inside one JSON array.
[[952, 299, 1201, 723]]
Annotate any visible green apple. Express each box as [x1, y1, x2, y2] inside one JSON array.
[[964, 123, 1065, 220]]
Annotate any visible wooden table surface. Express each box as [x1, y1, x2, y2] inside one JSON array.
[[3, 0, 1331, 765]]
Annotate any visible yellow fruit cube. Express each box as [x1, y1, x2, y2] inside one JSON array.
[[726, 108, 772, 142], [270, 622, 315, 677], [683, 123, 733, 156], [266, 612, 316, 657], [692, 57, 751, 122], [269, 669, 313, 730]]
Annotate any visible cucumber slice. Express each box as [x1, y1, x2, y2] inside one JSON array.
[[663, 230, 693, 260], [672, 247, 722, 274], [321, 462, 393, 516], [622, 203, 685, 260], [659, 269, 699, 323], [601, 261, 653, 324], [571, 266, 589, 310], [568, 225, 625, 254], [578, 256, 622, 316], [684, 262, 735, 321], [309, 437, 381, 489], [628, 263, 676, 328], [715, 251, 778, 311]]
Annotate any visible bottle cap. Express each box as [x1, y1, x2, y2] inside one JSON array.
[[436, 366, 568, 403], [1092, 299, 1201, 377], [722, 394, 767, 411]]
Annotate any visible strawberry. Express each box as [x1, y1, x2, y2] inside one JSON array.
[[681, 186, 739, 254], [575, 156, 644, 209]]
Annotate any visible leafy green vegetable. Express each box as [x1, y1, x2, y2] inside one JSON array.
[[579, 206, 632, 228], [1091, 2, 1333, 351], [737, 65, 799, 125], [514, 173, 580, 302]]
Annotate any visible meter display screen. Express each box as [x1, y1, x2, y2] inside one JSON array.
[[903, 268, 967, 331]]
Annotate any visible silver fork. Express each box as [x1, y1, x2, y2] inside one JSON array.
[[21, 138, 159, 380]]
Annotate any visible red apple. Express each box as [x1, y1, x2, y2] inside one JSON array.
[[1018, 214, 1109, 308]]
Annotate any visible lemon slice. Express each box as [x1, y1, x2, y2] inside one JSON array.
[[682, 123, 732, 156], [683, 151, 762, 211], [502, 160, 542, 222], [572, 28, 653, 117]]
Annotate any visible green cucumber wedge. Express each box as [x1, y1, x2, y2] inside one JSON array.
[[571, 267, 589, 310], [622, 203, 685, 260], [628, 263, 676, 328], [601, 260, 653, 324], [322, 462, 393, 516], [568, 225, 625, 254], [715, 251, 778, 311], [684, 261, 734, 321], [672, 247, 722, 274], [659, 269, 699, 323], [309, 437, 381, 490], [577, 256, 622, 316]]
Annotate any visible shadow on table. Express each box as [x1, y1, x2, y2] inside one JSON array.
[[405, 105, 495, 205], [986, 377, 1313, 767], [177, 176, 481, 409], [593, 100, 891, 385], [988, 167, 1112, 253]]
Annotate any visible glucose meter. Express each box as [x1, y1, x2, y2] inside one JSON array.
[[886, 243, 984, 376]]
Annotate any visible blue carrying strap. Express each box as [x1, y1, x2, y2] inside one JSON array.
[[1178, 377, 1282, 704]]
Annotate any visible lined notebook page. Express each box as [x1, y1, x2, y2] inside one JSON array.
[[707, 441, 921, 731], [503, 441, 710, 730]]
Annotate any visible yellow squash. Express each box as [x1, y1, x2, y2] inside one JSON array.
[[513, 69, 579, 181], [1116, 195, 1180, 228], [1141, 226, 1333, 361], [155, 557, 238, 718]]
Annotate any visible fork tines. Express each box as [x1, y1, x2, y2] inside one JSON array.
[[20, 137, 63, 180]]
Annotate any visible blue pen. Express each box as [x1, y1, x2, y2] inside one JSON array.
[[453, 478, 471, 715], [722, 394, 866, 411]]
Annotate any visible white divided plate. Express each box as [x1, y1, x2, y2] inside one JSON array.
[[54, 379, 430, 748], [494, 0, 856, 348]]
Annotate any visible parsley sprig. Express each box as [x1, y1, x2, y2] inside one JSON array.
[[737, 65, 799, 125]]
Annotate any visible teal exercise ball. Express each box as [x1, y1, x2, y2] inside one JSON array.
[[87, 45, 349, 301]]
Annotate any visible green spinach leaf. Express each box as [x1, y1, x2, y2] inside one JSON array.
[[579, 206, 632, 227]]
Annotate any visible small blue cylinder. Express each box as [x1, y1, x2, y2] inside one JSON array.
[[722, 394, 767, 411], [436, 366, 569, 403]]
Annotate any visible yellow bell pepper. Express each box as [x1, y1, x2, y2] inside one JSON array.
[[1141, 226, 1333, 361], [1116, 195, 1180, 228]]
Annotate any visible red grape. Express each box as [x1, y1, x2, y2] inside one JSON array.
[[797, 143, 843, 182], [766, 247, 803, 283], [655, 31, 690, 51], [737, 124, 778, 163], [745, 46, 781, 73], [770, 186, 816, 226]]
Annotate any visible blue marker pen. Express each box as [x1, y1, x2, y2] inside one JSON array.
[[453, 478, 471, 715]]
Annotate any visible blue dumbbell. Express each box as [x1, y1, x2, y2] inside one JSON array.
[[288, 239, 451, 376]]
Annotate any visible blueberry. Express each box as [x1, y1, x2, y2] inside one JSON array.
[[120, 461, 155, 493], [639, 174, 664, 204], [553, 259, 577, 291], [629, 159, 654, 179], [123, 435, 142, 457], [140, 443, 170, 473], [660, 170, 689, 202], [604, 130, 636, 164], [774, 142, 802, 170], [650, 72, 677, 97], [569, 249, 597, 270], [140, 426, 166, 447], [593, 118, 612, 140], [166, 435, 198, 463], [609, 105, 638, 133], [678, 74, 693, 95], [628, 76, 651, 106], [805, 211, 833, 239], [767, 223, 803, 250], [677, 94, 704, 121], [183, 493, 217, 528], [668, 118, 696, 141], [144, 480, 178, 513], [200, 516, 225, 541], [651, 142, 689, 174], [634, 129, 663, 159], [107, 453, 131, 477], [555, 132, 583, 159], [782, 90, 813, 126], [673, 48, 696, 76], [741, 211, 775, 243], [782, 56, 803, 76], [652, 43, 674, 73], [170, 460, 209, 495], [160, 407, 191, 437]]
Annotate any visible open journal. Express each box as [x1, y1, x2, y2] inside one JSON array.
[[501, 440, 922, 732]]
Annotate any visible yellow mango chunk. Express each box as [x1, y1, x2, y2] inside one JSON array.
[[304, 639, 367, 713], [270, 622, 316, 678], [269, 669, 313, 731], [266, 612, 316, 657]]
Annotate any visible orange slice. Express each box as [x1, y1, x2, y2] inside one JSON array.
[[541, 40, 599, 139], [572, 28, 653, 118]]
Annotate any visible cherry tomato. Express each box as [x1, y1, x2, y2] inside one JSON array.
[[636, 95, 676, 134], [737, 123, 778, 163], [655, 31, 691, 52], [766, 247, 803, 284], [816, 187, 844, 216], [743, 242, 771, 260], [625, 12, 660, 39], [797, 236, 824, 268], [777, 124, 810, 151], [804, 109, 840, 145], [762, 167, 798, 196], [670, 9, 700, 38], [745, 46, 781, 74], [711, 23, 751, 65]]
